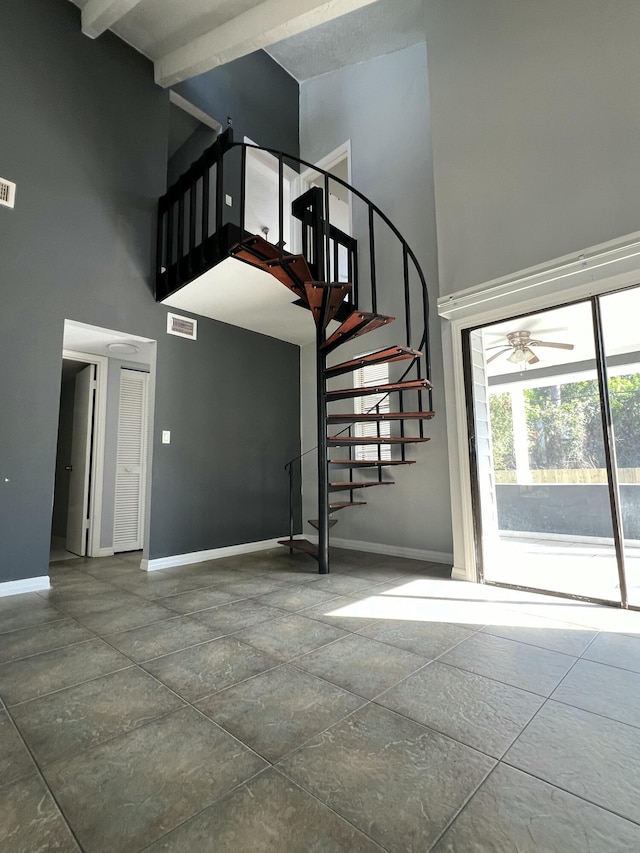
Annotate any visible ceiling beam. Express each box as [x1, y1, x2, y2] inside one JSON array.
[[81, 0, 145, 39], [154, 0, 381, 87]]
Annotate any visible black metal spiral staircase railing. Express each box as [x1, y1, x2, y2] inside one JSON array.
[[156, 129, 434, 574]]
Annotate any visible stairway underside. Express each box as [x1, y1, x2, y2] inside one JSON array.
[[160, 229, 330, 346]]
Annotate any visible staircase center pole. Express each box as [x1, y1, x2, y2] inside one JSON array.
[[316, 326, 330, 574]]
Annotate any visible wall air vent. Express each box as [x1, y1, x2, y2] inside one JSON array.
[[167, 312, 197, 340], [0, 178, 16, 209]]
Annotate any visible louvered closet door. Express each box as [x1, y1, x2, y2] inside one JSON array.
[[113, 369, 149, 552]]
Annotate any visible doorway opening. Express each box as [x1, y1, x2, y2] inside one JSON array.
[[51, 358, 93, 561], [465, 286, 640, 608], [298, 142, 353, 282], [51, 321, 156, 566]]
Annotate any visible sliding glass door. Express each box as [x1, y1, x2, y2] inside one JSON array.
[[466, 288, 640, 607], [600, 288, 640, 607]]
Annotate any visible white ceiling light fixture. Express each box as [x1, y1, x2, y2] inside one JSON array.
[[107, 342, 141, 355], [507, 348, 528, 364], [486, 330, 574, 368]]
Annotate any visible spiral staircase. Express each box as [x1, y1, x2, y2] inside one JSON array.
[[156, 130, 434, 573]]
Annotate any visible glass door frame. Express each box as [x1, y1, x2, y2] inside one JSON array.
[[463, 291, 633, 610]]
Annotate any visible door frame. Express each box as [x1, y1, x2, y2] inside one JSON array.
[[61, 349, 108, 558], [438, 229, 640, 585], [295, 140, 353, 237]]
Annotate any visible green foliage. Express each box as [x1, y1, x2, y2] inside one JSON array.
[[524, 382, 602, 469], [609, 374, 640, 467], [489, 373, 640, 471], [488, 393, 515, 470]]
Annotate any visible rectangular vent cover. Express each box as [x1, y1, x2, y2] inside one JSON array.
[[167, 312, 197, 340], [0, 178, 16, 209]]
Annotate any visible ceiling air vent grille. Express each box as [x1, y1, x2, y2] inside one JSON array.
[[0, 178, 16, 209], [167, 312, 197, 340]]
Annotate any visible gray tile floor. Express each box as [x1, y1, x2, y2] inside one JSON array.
[[2, 548, 640, 851]]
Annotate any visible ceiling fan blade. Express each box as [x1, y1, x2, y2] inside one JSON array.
[[486, 348, 511, 364], [524, 347, 540, 365], [529, 340, 574, 350]]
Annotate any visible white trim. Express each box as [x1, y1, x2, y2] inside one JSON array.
[[437, 231, 640, 323], [302, 140, 352, 178], [324, 536, 453, 566], [0, 576, 50, 597], [62, 349, 108, 560], [437, 230, 640, 586], [141, 538, 286, 572], [81, 0, 144, 39], [96, 547, 115, 558], [168, 91, 222, 133]]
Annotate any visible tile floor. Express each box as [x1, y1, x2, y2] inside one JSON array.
[[1, 547, 640, 851]]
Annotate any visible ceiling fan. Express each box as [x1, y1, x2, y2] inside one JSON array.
[[486, 330, 575, 366]]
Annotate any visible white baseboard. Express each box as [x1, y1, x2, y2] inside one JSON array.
[[328, 537, 453, 566], [0, 575, 51, 597], [141, 538, 287, 572]]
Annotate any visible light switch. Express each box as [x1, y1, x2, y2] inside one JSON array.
[[162, 430, 171, 444], [225, 194, 233, 207]]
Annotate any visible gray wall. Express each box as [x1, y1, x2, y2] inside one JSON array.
[[299, 43, 453, 559], [0, 0, 300, 583], [150, 324, 300, 557], [425, 0, 640, 295], [175, 51, 300, 155], [168, 124, 218, 186]]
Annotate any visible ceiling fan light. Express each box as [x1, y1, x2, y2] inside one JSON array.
[[507, 349, 527, 364]]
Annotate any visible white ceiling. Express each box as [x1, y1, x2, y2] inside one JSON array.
[[63, 320, 155, 364], [266, 0, 426, 82], [70, 0, 426, 86]]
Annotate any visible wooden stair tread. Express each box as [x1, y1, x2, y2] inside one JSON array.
[[329, 459, 416, 467], [329, 502, 367, 511], [265, 255, 314, 299], [304, 281, 352, 328], [231, 238, 308, 303], [231, 234, 282, 264], [325, 346, 422, 377], [278, 538, 318, 556], [328, 436, 431, 445], [307, 519, 339, 531], [320, 311, 394, 354], [329, 481, 394, 490], [327, 412, 435, 423], [326, 379, 432, 401]]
